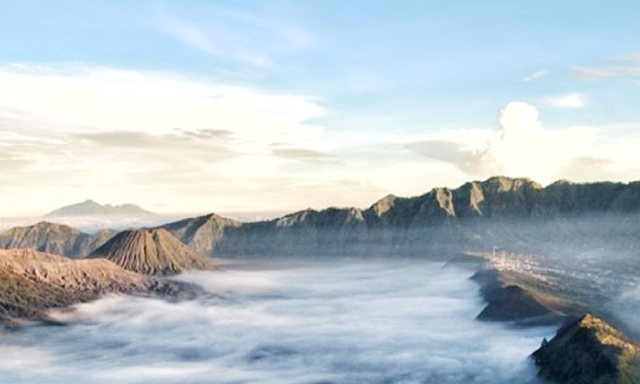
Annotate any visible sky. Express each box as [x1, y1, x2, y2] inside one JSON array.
[[1, 0, 639, 216]]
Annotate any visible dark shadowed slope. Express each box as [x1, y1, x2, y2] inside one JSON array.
[[533, 314, 640, 384], [86, 228, 214, 275], [45, 199, 154, 217], [0, 222, 116, 257]]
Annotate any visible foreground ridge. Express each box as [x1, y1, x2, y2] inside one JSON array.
[[0, 248, 149, 325], [533, 314, 640, 384]]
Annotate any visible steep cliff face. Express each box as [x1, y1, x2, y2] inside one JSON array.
[[159, 177, 640, 258], [0, 222, 115, 257], [86, 229, 214, 275], [533, 314, 640, 384]]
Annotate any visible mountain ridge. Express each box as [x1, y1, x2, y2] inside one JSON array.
[[159, 176, 640, 258], [4, 176, 638, 259]]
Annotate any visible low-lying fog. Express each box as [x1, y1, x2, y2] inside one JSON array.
[[0, 261, 553, 384]]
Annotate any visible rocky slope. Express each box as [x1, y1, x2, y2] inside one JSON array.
[[161, 213, 242, 255], [86, 228, 214, 275], [45, 199, 154, 217], [0, 222, 116, 257], [533, 314, 640, 384], [0, 248, 187, 326], [459, 252, 640, 383], [475, 281, 558, 323], [453, 252, 573, 326], [159, 176, 640, 258]]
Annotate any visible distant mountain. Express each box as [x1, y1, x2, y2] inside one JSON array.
[[45, 199, 154, 217], [86, 228, 213, 275], [0, 221, 116, 257], [533, 314, 640, 384], [158, 176, 640, 258]]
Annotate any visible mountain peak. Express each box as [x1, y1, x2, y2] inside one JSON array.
[[480, 176, 542, 192], [86, 228, 213, 275], [369, 194, 398, 216]]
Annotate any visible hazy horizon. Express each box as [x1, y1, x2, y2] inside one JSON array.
[[2, 174, 639, 221]]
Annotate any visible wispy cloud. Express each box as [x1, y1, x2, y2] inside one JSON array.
[[155, 13, 272, 66], [573, 53, 640, 81], [271, 147, 334, 163], [523, 70, 548, 82], [151, 6, 312, 67], [157, 16, 216, 54], [548, 93, 586, 108]]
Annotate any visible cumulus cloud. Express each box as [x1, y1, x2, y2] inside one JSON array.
[[548, 93, 586, 108], [404, 102, 631, 185], [479, 102, 596, 182], [523, 70, 548, 82]]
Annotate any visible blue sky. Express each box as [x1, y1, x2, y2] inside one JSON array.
[[0, 1, 639, 215]]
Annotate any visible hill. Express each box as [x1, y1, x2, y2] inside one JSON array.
[[86, 228, 213, 275], [0, 222, 115, 257]]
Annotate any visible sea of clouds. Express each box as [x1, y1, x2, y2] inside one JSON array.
[[0, 261, 554, 384]]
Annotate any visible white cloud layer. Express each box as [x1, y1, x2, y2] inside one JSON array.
[[0, 64, 354, 215], [0, 63, 638, 216], [1, 262, 553, 384]]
